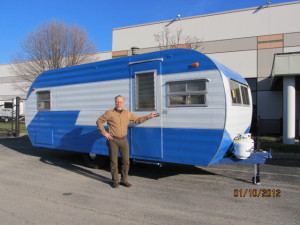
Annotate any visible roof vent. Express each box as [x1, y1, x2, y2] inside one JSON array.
[[131, 47, 140, 55]]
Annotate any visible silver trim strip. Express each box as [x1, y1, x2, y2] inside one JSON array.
[[129, 57, 164, 65]]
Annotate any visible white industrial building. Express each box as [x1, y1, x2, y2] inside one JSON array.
[[1, 1, 300, 143]]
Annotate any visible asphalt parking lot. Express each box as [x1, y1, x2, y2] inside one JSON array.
[[0, 135, 299, 225]]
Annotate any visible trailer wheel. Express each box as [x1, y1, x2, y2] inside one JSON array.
[[82, 153, 109, 169], [4, 117, 9, 123]]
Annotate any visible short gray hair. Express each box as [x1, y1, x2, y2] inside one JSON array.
[[115, 95, 125, 101]]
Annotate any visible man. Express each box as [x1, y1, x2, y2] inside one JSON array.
[[96, 95, 157, 188]]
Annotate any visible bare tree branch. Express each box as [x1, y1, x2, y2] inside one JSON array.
[[154, 27, 203, 51], [10, 20, 97, 93]]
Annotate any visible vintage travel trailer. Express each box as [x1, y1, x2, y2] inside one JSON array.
[[0, 98, 25, 122], [25, 49, 270, 181]]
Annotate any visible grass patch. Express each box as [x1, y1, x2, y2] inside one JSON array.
[[260, 136, 300, 153], [0, 121, 27, 135]]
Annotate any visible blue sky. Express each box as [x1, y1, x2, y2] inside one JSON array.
[[0, 0, 297, 64]]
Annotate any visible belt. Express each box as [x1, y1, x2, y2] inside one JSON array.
[[113, 136, 126, 140]]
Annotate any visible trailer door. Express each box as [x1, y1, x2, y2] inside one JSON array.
[[129, 59, 163, 161]]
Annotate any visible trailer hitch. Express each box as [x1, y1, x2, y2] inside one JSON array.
[[252, 164, 261, 185]]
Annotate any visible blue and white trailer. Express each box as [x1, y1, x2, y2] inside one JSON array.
[[25, 49, 270, 183]]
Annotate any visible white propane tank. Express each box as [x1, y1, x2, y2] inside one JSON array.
[[233, 133, 254, 159]]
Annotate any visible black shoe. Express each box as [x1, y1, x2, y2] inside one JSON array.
[[120, 181, 132, 187]]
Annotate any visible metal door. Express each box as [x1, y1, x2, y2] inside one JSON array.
[[129, 58, 163, 160]]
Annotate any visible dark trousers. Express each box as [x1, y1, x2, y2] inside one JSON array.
[[107, 138, 130, 182]]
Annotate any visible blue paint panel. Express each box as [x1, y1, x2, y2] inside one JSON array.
[[161, 49, 217, 75], [212, 60, 248, 85], [28, 110, 227, 166], [28, 110, 265, 166], [27, 49, 218, 99], [27, 49, 245, 99], [36, 129, 53, 145], [208, 130, 233, 165], [163, 128, 223, 166], [216, 152, 271, 164], [27, 111, 106, 154], [27, 56, 130, 98], [130, 127, 162, 159], [245, 125, 251, 133]]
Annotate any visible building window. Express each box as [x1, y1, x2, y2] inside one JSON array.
[[167, 79, 207, 107], [135, 72, 155, 111], [37, 91, 51, 110], [229, 79, 250, 106]]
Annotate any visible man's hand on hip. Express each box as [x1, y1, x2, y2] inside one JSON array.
[[105, 133, 114, 140]]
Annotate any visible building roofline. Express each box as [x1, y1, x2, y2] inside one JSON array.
[[113, 1, 300, 31]]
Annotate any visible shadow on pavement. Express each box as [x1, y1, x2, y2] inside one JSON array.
[[0, 135, 266, 184], [0, 135, 112, 186], [130, 162, 217, 180]]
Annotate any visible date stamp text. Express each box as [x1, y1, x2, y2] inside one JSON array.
[[234, 189, 281, 197]]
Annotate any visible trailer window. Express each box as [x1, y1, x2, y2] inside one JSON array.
[[167, 80, 207, 107], [241, 86, 250, 105], [230, 81, 242, 104], [37, 91, 51, 110], [229, 80, 250, 106], [4, 102, 13, 109], [135, 72, 155, 111]]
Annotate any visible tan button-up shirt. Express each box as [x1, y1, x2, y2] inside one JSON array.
[[96, 108, 150, 138]]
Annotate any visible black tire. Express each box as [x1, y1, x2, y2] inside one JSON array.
[[4, 117, 9, 123], [82, 153, 109, 169]]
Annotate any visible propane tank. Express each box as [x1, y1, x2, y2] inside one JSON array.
[[233, 133, 254, 159]]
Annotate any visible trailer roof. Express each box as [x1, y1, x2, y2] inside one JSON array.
[[27, 49, 247, 98]]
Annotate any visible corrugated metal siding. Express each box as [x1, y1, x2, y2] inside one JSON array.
[[26, 49, 252, 166]]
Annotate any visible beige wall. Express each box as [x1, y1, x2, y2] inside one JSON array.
[[207, 50, 257, 78], [0, 64, 25, 100], [112, 2, 300, 52]]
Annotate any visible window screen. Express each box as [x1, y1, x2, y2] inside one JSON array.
[[37, 91, 51, 110], [135, 72, 155, 111], [167, 79, 207, 107]]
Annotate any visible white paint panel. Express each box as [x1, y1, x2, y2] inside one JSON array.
[[222, 74, 253, 139], [25, 90, 39, 127], [73, 70, 226, 129], [55, 79, 130, 111], [161, 70, 226, 130], [26, 68, 254, 134], [207, 50, 257, 78], [55, 80, 130, 125]]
